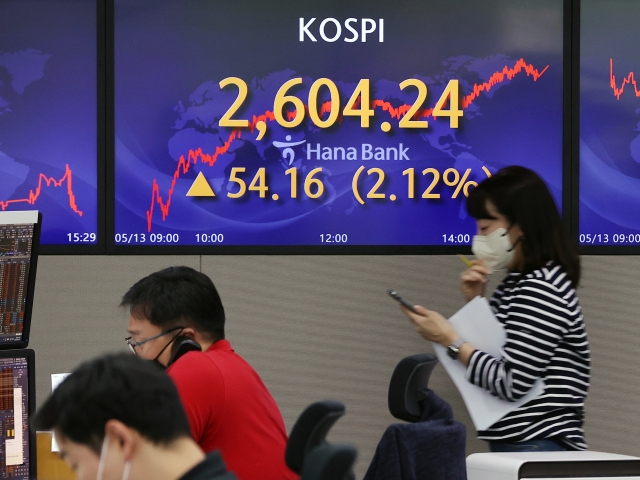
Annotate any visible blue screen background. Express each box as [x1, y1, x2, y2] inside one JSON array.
[[0, 0, 98, 246], [114, 0, 564, 247], [580, 0, 640, 246]]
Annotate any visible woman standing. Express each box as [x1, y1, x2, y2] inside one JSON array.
[[402, 166, 590, 452]]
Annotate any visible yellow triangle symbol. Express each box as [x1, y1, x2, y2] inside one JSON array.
[[186, 171, 215, 197]]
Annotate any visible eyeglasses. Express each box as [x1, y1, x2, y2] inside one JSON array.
[[125, 326, 184, 354]]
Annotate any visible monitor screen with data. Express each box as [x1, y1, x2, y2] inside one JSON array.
[[579, 0, 640, 248], [0, 0, 99, 248], [0, 350, 35, 480], [0, 211, 40, 348], [112, 0, 565, 251]]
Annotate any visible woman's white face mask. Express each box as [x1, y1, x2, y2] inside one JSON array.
[[471, 227, 514, 272]]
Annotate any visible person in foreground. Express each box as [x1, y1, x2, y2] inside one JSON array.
[[121, 266, 297, 480], [401, 166, 590, 452], [31, 353, 236, 480]]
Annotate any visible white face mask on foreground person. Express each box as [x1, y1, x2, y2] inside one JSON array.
[[471, 227, 515, 271], [96, 436, 131, 480]]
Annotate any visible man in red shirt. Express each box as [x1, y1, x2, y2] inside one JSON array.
[[121, 266, 297, 480]]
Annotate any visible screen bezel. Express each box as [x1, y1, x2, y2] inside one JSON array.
[[105, 0, 571, 255], [0, 349, 36, 480]]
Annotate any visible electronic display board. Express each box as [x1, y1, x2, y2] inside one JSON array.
[[580, 0, 640, 248], [0, 0, 99, 248], [112, 0, 564, 250]]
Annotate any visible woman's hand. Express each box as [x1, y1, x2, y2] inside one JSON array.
[[460, 260, 491, 302], [401, 305, 458, 346]]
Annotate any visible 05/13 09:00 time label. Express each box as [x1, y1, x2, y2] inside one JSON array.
[[580, 233, 640, 244], [115, 233, 181, 244]]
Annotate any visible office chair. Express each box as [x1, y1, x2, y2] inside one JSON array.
[[300, 443, 358, 480], [388, 353, 439, 421], [363, 353, 467, 480], [285, 400, 346, 474]]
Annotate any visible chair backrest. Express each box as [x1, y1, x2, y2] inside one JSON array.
[[285, 400, 346, 473], [387, 353, 438, 422], [300, 443, 358, 480]]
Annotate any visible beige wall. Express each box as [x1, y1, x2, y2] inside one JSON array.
[[28, 255, 640, 477]]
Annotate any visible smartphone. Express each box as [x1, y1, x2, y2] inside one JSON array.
[[387, 289, 418, 313]]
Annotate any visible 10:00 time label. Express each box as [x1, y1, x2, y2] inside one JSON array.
[[196, 233, 224, 243]]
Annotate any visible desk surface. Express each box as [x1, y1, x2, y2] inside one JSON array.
[[36, 432, 74, 480], [467, 451, 640, 480]]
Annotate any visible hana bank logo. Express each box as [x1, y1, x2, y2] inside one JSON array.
[[273, 136, 307, 165]]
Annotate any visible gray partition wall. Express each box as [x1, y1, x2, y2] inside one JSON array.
[[28, 255, 640, 477]]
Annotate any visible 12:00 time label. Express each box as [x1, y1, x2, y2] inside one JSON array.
[[320, 233, 347, 243]]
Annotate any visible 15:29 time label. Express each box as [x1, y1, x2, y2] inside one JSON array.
[[67, 232, 97, 243]]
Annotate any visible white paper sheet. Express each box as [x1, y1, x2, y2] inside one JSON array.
[[5, 388, 23, 465], [50, 373, 71, 452], [433, 296, 545, 431]]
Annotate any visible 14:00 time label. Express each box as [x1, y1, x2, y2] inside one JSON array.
[[443, 234, 471, 244]]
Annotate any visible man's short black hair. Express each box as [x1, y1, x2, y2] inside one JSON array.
[[121, 266, 225, 341], [31, 353, 192, 454]]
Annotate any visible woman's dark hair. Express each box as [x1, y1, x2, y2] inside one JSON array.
[[31, 353, 192, 454], [466, 166, 580, 286]]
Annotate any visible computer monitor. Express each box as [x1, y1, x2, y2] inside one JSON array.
[[0, 350, 35, 480], [0, 211, 41, 349]]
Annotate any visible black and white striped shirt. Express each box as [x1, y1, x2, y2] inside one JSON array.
[[465, 262, 590, 450]]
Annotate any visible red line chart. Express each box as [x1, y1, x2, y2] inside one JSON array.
[[0, 164, 82, 216], [146, 132, 239, 231], [145, 58, 549, 232], [610, 58, 640, 100]]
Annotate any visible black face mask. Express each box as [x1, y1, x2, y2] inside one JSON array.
[[150, 329, 184, 369], [149, 357, 167, 370]]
